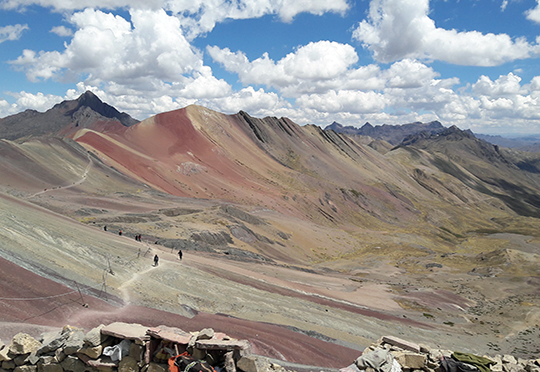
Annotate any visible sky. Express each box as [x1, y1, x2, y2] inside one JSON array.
[[0, 0, 540, 135]]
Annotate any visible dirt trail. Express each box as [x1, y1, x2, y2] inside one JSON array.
[[26, 153, 93, 198]]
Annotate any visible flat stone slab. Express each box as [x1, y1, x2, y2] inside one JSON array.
[[382, 336, 420, 353], [146, 327, 191, 344], [195, 339, 251, 351], [101, 323, 150, 344], [77, 353, 118, 368]]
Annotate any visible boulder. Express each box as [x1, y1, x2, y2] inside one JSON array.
[[195, 339, 251, 355], [503, 356, 518, 365], [60, 356, 85, 372], [419, 344, 431, 354], [503, 364, 525, 372], [13, 355, 29, 366], [196, 329, 214, 341], [63, 331, 84, 355], [38, 331, 68, 355], [237, 356, 269, 372], [146, 327, 191, 345], [3, 361, 16, 370], [224, 351, 236, 372], [9, 334, 41, 355], [77, 354, 117, 369], [54, 350, 65, 364], [145, 363, 166, 372], [101, 323, 149, 345], [391, 351, 426, 370], [37, 357, 56, 365], [118, 356, 139, 372], [77, 345, 102, 359], [38, 364, 63, 372], [14, 366, 36, 372], [382, 336, 420, 353], [14, 353, 39, 366], [0, 347, 11, 362], [83, 325, 105, 348]]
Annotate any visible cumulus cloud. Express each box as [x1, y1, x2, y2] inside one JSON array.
[[526, 0, 540, 24], [297, 90, 386, 114], [11, 9, 204, 86], [352, 0, 539, 66], [50, 26, 73, 36], [208, 41, 360, 94], [0, 91, 64, 117], [205, 87, 290, 117], [0, 24, 28, 43], [1, 0, 348, 38], [472, 73, 525, 97]]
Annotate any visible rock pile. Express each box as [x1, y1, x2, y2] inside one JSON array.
[[0, 323, 289, 372], [342, 335, 540, 372]]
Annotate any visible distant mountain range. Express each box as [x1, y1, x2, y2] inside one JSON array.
[[2, 91, 540, 221], [326, 120, 540, 152], [326, 120, 445, 145], [475, 133, 540, 151]]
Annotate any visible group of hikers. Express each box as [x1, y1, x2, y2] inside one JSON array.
[[103, 225, 183, 267]]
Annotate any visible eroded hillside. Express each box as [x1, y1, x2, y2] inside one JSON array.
[[1, 96, 540, 359]]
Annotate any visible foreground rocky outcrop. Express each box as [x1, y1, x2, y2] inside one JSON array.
[[1, 323, 538, 372], [0, 322, 281, 372], [342, 336, 540, 372]]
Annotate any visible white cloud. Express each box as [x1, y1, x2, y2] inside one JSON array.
[[501, 0, 508, 11], [0, 91, 64, 117], [206, 86, 290, 117], [0, 24, 28, 43], [1, 0, 348, 38], [177, 66, 231, 99], [472, 73, 525, 97], [208, 41, 360, 94], [0, 0, 163, 11], [353, 0, 539, 66], [297, 90, 386, 114], [382, 59, 438, 88], [11, 9, 203, 86], [526, 0, 540, 24], [50, 25, 73, 36]]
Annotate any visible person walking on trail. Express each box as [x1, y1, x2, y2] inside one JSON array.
[[154, 254, 159, 266], [178, 250, 183, 260]]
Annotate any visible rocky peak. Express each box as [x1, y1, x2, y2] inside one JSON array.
[[0, 91, 138, 140]]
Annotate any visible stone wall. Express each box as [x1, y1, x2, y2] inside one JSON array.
[[0, 323, 286, 372]]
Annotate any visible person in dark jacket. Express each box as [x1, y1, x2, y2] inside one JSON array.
[[154, 254, 159, 266], [178, 250, 183, 260]]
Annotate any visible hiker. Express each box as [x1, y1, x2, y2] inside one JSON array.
[[119, 230, 122, 236], [154, 254, 159, 266], [178, 250, 183, 260], [104, 225, 107, 231]]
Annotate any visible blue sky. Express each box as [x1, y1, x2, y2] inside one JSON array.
[[0, 0, 540, 135]]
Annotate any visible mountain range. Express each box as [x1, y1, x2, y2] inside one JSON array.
[[1, 92, 540, 361]]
